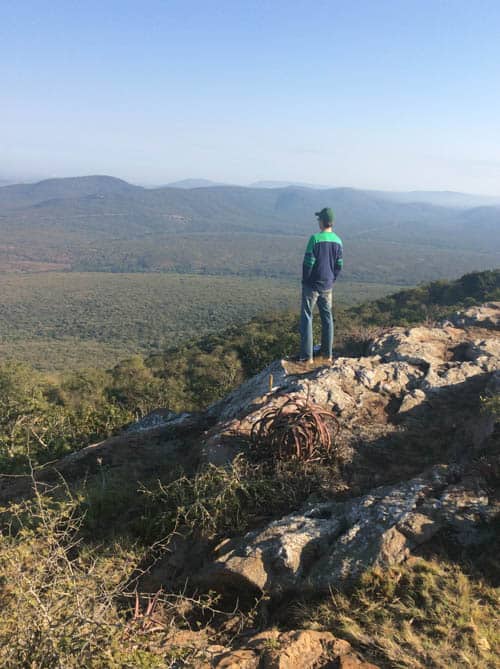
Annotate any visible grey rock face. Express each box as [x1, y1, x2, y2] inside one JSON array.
[[200, 464, 498, 596], [202, 303, 500, 471], [450, 302, 500, 329], [208, 359, 289, 423], [126, 408, 191, 432], [198, 303, 500, 598], [204, 505, 345, 593]]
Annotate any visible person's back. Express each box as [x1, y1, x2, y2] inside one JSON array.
[[303, 228, 343, 292], [299, 208, 343, 363]]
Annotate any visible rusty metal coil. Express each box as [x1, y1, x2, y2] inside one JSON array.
[[250, 397, 340, 462]]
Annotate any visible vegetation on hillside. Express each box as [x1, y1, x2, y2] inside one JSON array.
[[71, 234, 498, 286], [0, 269, 497, 476], [352, 269, 500, 325], [0, 459, 498, 667], [0, 272, 398, 370], [0, 268, 498, 667], [296, 546, 500, 668]]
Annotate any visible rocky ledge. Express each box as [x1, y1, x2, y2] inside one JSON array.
[[196, 303, 499, 598], [1, 304, 498, 607]]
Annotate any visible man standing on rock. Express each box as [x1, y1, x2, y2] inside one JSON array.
[[298, 207, 343, 363]]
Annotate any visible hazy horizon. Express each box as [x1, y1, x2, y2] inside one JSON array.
[[2, 172, 500, 201], [2, 1, 500, 196]]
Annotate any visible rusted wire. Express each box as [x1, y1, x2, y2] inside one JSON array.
[[250, 397, 340, 463]]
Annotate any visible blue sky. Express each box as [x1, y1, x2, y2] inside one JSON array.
[[2, 0, 500, 194]]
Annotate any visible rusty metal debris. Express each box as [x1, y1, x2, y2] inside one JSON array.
[[250, 397, 340, 462]]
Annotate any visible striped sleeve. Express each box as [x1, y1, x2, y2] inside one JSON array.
[[302, 235, 316, 284], [334, 242, 343, 278]]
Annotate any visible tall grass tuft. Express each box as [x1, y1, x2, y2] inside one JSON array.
[[295, 557, 499, 669]]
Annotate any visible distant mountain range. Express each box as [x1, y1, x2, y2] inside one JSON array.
[[372, 189, 500, 209], [0, 178, 20, 187], [162, 179, 500, 208], [249, 180, 332, 189], [164, 178, 230, 189], [160, 179, 500, 207], [0, 174, 498, 284], [164, 179, 331, 189]]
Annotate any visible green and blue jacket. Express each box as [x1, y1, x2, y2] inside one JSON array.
[[302, 230, 343, 291]]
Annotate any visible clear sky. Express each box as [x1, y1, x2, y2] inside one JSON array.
[[2, 0, 500, 194]]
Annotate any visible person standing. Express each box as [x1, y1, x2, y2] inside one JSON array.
[[299, 207, 343, 363]]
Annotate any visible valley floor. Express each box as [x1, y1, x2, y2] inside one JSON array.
[[0, 271, 401, 370]]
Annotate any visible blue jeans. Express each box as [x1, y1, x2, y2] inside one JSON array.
[[300, 286, 334, 360]]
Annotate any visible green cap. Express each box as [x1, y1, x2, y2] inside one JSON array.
[[315, 207, 334, 223]]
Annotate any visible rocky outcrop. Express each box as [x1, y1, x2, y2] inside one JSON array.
[[449, 301, 500, 329], [201, 305, 499, 502], [196, 629, 378, 669], [2, 304, 498, 604], [197, 303, 500, 598], [198, 462, 498, 597], [2, 303, 496, 505]]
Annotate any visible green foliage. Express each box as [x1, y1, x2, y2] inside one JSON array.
[[482, 394, 500, 420], [0, 272, 398, 370], [73, 453, 337, 547], [352, 269, 500, 326], [71, 234, 500, 287], [138, 455, 331, 543], [108, 356, 168, 415], [0, 269, 497, 474], [0, 361, 133, 474], [0, 362, 46, 442], [0, 362, 51, 467], [0, 272, 299, 364]]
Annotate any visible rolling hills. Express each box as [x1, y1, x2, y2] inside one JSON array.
[[0, 176, 498, 284]]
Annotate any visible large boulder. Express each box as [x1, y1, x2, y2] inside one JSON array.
[[199, 463, 498, 597], [449, 302, 500, 329]]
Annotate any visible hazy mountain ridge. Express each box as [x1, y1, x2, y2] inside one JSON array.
[[250, 180, 332, 189], [164, 178, 229, 188], [0, 175, 498, 283], [373, 189, 500, 209], [0, 174, 140, 210]]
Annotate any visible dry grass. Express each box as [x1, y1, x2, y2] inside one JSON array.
[[1, 455, 497, 667], [296, 557, 499, 669], [0, 458, 336, 667], [0, 482, 229, 668], [0, 489, 161, 668]]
